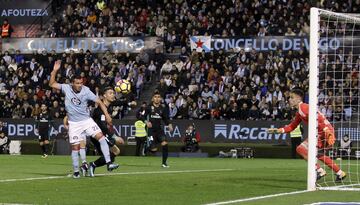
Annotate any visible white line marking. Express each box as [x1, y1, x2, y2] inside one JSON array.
[[306, 203, 360, 205], [317, 183, 360, 191], [0, 169, 234, 183], [204, 190, 310, 205], [0, 203, 33, 205]]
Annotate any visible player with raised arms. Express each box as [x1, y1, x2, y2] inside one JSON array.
[[49, 60, 118, 178]]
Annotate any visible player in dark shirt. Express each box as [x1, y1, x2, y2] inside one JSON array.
[[35, 103, 56, 158], [143, 90, 173, 168], [89, 87, 136, 177]]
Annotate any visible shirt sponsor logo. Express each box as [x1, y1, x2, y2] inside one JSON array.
[[71, 97, 81, 105]]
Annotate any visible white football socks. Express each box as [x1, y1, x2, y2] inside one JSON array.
[[79, 148, 86, 164], [71, 150, 80, 173], [99, 137, 111, 163]]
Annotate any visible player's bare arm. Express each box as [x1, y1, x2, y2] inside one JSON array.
[[49, 60, 62, 90], [63, 115, 69, 130]]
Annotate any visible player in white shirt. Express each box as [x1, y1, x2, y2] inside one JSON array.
[[49, 60, 118, 178]]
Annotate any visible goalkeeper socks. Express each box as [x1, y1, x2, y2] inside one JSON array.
[[71, 150, 80, 173], [99, 137, 111, 163], [318, 155, 340, 172], [79, 148, 87, 163], [296, 144, 308, 160], [162, 144, 168, 165]]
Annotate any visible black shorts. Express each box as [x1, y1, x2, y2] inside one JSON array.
[[38, 131, 49, 142], [148, 129, 167, 145]]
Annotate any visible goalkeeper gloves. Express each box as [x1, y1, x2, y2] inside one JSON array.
[[267, 128, 284, 134], [324, 127, 335, 147]]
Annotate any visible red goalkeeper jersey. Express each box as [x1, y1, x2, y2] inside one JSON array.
[[280, 102, 334, 148]]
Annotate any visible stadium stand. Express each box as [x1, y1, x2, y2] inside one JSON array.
[[0, 0, 358, 121]]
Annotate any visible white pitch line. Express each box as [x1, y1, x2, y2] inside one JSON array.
[[204, 190, 310, 205], [0, 169, 234, 183], [306, 203, 360, 205], [0, 204, 34, 205]]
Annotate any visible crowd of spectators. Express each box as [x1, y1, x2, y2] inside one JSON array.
[[0, 48, 164, 119], [157, 44, 360, 121], [1, 0, 359, 121], [44, 0, 360, 52], [157, 48, 306, 120]]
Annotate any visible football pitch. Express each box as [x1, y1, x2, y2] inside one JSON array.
[[0, 155, 359, 205]]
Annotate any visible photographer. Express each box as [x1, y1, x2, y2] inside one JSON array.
[[181, 124, 201, 152]]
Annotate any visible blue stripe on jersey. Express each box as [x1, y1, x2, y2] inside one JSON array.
[[60, 84, 97, 122]]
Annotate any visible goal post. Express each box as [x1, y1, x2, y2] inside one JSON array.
[[308, 7, 319, 191], [309, 7, 360, 191]]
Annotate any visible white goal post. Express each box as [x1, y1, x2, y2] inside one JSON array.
[[309, 7, 360, 191]]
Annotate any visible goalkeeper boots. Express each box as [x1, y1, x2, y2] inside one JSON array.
[[335, 171, 347, 182], [80, 162, 89, 177], [316, 168, 327, 181], [107, 163, 119, 172]]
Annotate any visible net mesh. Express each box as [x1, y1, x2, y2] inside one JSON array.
[[316, 9, 360, 190]]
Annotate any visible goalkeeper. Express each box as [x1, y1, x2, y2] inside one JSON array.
[[268, 88, 346, 182]]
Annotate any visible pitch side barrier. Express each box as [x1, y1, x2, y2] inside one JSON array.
[[0, 119, 288, 143], [2, 119, 357, 143]]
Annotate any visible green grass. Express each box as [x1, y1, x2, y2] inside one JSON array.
[[0, 155, 359, 204]]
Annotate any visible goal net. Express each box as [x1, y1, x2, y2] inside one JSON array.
[[309, 8, 360, 191]]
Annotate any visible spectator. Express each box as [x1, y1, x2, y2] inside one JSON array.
[[248, 105, 260, 120], [177, 103, 189, 119], [160, 60, 173, 76], [50, 101, 60, 118], [22, 102, 33, 118], [168, 102, 178, 120], [198, 103, 210, 120]]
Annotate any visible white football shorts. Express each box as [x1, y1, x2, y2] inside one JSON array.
[[68, 118, 101, 144]]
